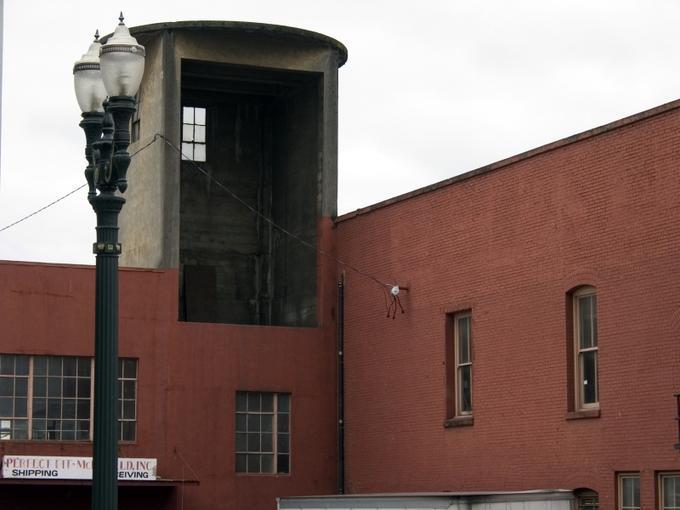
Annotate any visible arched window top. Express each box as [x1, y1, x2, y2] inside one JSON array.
[[574, 488, 599, 510], [569, 284, 596, 296]]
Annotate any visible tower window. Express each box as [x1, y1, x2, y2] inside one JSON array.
[[181, 106, 206, 162]]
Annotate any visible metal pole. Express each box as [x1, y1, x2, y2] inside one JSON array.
[[90, 193, 124, 510], [82, 96, 135, 510]]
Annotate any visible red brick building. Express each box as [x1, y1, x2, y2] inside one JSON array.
[[1, 20, 680, 510], [336, 99, 680, 509], [0, 262, 338, 510]]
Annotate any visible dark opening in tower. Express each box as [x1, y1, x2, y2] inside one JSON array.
[[179, 59, 320, 327]]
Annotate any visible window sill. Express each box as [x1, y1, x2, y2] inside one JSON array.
[[444, 416, 474, 428], [566, 408, 600, 420]]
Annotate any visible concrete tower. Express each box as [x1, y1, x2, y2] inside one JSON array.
[[114, 21, 347, 327]]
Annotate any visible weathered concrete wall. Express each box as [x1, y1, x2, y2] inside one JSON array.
[[120, 23, 344, 274], [271, 81, 319, 325], [118, 22, 344, 327], [120, 33, 170, 269]]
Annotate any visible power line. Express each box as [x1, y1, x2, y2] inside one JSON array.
[[0, 133, 160, 233], [157, 134, 393, 291], [0, 132, 394, 291], [0, 184, 87, 233]]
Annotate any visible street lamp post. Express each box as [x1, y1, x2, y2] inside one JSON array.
[[73, 14, 145, 510]]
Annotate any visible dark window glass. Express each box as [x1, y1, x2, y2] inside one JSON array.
[[247, 454, 260, 473], [0, 378, 13, 397], [247, 393, 260, 412], [459, 365, 472, 412], [278, 394, 290, 413], [236, 392, 247, 412], [0, 398, 12, 415], [582, 351, 597, 404], [63, 358, 77, 377], [15, 356, 29, 376], [77, 358, 90, 377], [236, 392, 291, 474], [261, 454, 274, 473], [235, 453, 246, 472], [0, 355, 14, 376], [277, 454, 289, 474], [48, 358, 61, 376], [33, 357, 47, 376], [277, 415, 289, 433]]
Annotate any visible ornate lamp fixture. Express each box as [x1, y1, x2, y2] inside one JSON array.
[[72, 14, 145, 510]]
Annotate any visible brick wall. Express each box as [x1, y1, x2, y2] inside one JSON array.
[[0, 212, 339, 510], [336, 103, 680, 508]]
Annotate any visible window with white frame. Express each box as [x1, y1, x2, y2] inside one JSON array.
[[0, 354, 137, 442], [660, 473, 680, 510], [574, 287, 598, 409], [454, 312, 472, 416], [618, 474, 640, 510], [181, 106, 206, 162], [235, 391, 290, 474]]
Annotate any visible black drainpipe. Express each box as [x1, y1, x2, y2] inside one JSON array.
[[337, 272, 346, 494]]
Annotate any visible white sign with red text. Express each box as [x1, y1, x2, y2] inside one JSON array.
[[1, 455, 157, 480]]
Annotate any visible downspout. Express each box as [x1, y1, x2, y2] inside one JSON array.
[[337, 271, 345, 494]]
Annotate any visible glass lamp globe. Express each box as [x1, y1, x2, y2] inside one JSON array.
[[99, 14, 145, 97], [73, 33, 107, 113]]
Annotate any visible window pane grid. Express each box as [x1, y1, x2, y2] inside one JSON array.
[[236, 391, 290, 474], [118, 358, 137, 442], [181, 106, 207, 162], [0, 354, 29, 440], [0, 355, 136, 442]]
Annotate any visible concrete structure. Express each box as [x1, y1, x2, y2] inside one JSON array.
[[117, 21, 346, 327], [1, 17, 679, 510]]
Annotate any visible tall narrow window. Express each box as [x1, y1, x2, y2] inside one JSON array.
[[618, 474, 640, 510], [660, 473, 680, 510], [118, 358, 138, 442], [574, 287, 598, 409], [235, 391, 290, 474], [181, 106, 206, 162], [455, 313, 472, 416]]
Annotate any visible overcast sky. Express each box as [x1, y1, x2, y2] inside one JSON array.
[[1, 0, 680, 265]]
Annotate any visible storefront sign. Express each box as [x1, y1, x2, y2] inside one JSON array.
[[1, 455, 157, 480]]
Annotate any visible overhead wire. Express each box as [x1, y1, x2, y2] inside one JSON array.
[[0, 133, 160, 234], [0, 132, 395, 293], [157, 134, 393, 291]]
